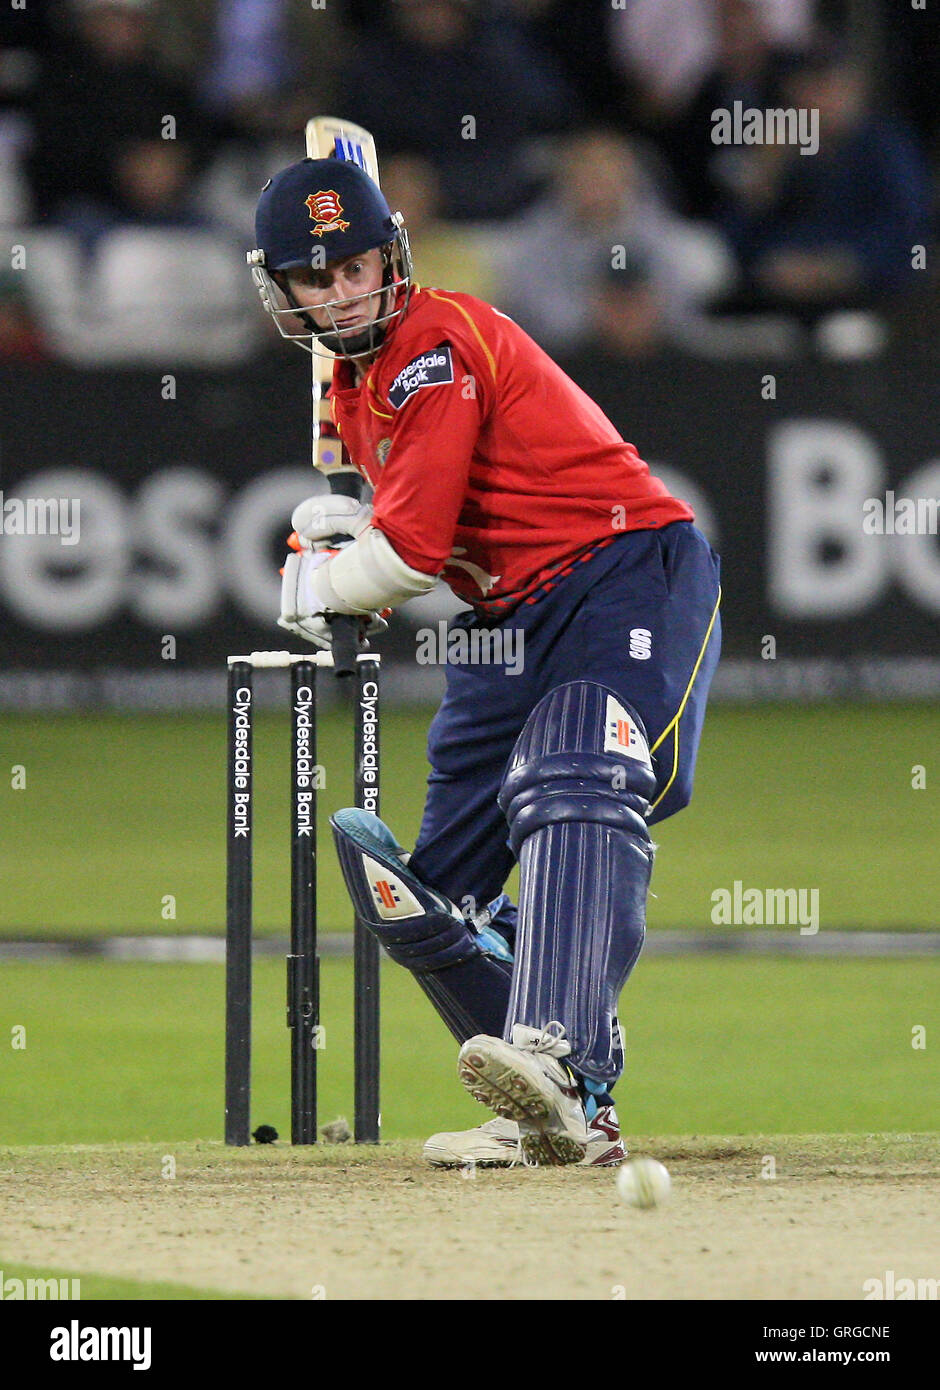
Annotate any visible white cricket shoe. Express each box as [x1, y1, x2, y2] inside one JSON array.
[[456, 1022, 590, 1166], [423, 1105, 627, 1168], [423, 1116, 520, 1168]]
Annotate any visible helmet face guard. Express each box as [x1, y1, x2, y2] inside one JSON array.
[[248, 156, 414, 361], [247, 218, 413, 361]]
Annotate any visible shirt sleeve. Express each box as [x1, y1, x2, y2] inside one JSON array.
[[369, 341, 485, 574]]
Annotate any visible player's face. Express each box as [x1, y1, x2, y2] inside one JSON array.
[[285, 249, 385, 343]]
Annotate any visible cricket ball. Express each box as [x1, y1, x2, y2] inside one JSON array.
[[616, 1156, 671, 1209]]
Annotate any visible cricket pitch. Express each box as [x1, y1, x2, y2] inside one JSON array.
[[1, 1135, 937, 1301]]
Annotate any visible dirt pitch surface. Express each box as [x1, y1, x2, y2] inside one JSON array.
[[1, 1136, 937, 1300]]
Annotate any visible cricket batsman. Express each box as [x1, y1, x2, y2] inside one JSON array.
[[248, 154, 721, 1167]]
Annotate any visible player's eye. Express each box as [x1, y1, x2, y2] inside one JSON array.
[[292, 269, 329, 291]]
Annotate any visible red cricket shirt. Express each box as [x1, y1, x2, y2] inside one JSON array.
[[330, 286, 692, 615]]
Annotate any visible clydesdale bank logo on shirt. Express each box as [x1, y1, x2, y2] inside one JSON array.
[[388, 345, 454, 409]]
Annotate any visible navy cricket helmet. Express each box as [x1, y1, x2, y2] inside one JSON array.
[[248, 157, 413, 360]]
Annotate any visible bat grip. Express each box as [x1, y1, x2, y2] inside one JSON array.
[[327, 613, 361, 678], [323, 472, 365, 677]]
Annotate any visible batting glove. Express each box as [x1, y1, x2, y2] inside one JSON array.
[[291, 494, 374, 551], [279, 547, 389, 649]]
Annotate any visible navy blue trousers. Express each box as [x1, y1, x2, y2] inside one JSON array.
[[406, 520, 722, 1043], [403, 522, 717, 1050]]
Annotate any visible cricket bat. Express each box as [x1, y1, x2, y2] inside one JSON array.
[[303, 119, 380, 677]]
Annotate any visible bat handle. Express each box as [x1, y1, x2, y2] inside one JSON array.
[[322, 482, 366, 678], [327, 613, 362, 679]]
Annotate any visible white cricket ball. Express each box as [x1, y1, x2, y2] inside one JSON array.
[[616, 1156, 671, 1209]]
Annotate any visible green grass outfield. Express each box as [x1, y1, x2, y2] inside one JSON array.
[[1, 958, 936, 1144], [1, 703, 936, 933]]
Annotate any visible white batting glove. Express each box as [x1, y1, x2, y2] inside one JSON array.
[[291, 495, 374, 550], [279, 548, 389, 648]]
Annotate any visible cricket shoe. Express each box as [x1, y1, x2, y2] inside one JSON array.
[[423, 1106, 627, 1168], [422, 1117, 520, 1168], [457, 1022, 590, 1166]]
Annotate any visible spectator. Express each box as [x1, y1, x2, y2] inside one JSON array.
[[338, 0, 578, 221], [609, 0, 717, 124], [609, 0, 812, 124], [586, 253, 671, 360], [721, 41, 930, 310], [26, 0, 211, 234], [155, 0, 345, 140], [0, 6, 53, 225], [0, 271, 46, 361], [493, 129, 710, 353], [651, 0, 808, 217], [504, 0, 635, 126], [111, 138, 200, 224], [879, 4, 940, 174], [380, 154, 497, 299], [0, 64, 35, 226]]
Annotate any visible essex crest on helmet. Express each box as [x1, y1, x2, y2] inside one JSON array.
[[305, 190, 349, 236]]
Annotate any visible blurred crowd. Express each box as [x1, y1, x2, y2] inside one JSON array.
[[1, 0, 936, 365]]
